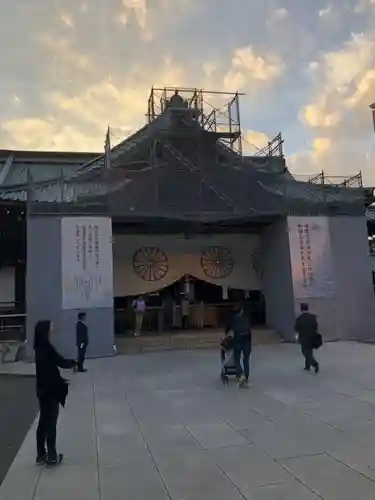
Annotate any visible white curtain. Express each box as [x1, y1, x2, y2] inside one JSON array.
[[113, 234, 261, 297]]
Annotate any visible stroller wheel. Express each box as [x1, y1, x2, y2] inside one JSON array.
[[221, 373, 229, 384]]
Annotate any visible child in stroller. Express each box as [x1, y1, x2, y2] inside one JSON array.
[[220, 335, 237, 384]]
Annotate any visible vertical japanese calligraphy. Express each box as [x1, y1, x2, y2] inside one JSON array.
[[61, 217, 113, 310], [288, 217, 334, 298]]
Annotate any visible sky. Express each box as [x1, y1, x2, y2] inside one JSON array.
[[1, 0, 375, 184]]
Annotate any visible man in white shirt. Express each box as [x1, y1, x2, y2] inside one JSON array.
[[132, 296, 146, 337]]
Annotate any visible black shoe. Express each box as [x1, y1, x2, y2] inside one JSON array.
[[314, 363, 320, 374], [304, 367, 311, 371], [45, 453, 63, 467], [78, 369, 87, 373], [36, 453, 46, 466]]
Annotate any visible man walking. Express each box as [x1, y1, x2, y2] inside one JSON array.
[[295, 303, 320, 373], [225, 304, 252, 388], [76, 312, 89, 373], [132, 296, 145, 337]]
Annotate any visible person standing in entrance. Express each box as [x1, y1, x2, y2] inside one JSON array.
[[197, 300, 204, 329], [76, 312, 89, 372], [295, 303, 320, 373], [132, 295, 145, 337], [225, 303, 252, 388], [181, 295, 189, 330], [34, 320, 76, 467]]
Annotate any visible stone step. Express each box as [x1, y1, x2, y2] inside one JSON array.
[[116, 329, 282, 355]]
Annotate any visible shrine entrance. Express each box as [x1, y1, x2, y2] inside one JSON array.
[[114, 274, 265, 336]]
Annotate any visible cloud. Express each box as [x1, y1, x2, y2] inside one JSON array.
[[59, 12, 75, 28], [353, 0, 375, 13], [116, 0, 199, 41], [267, 6, 289, 27], [121, 0, 147, 30], [243, 130, 270, 154], [294, 25, 375, 184], [319, 5, 332, 17], [36, 33, 93, 76], [1, 57, 187, 151], [301, 100, 341, 128], [12, 95, 21, 106], [223, 45, 285, 91], [272, 7, 289, 19], [1, 118, 102, 152], [0, 22, 285, 153], [300, 33, 375, 131]]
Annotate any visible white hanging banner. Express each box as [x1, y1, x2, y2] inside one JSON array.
[[61, 217, 113, 310], [112, 234, 261, 297], [288, 216, 334, 298]]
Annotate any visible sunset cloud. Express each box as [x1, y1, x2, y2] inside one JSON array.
[[223, 46, 285, 91]]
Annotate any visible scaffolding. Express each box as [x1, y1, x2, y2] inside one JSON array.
[[308, 171, 363, 188], [147, 87, 244, 155], [253, 133, 284, 157]]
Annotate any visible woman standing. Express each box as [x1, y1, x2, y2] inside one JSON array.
[[34, 320, 76, 467]]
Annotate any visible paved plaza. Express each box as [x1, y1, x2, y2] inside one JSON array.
[[3, 342, 375, 499], [0, 375, 37, 485]]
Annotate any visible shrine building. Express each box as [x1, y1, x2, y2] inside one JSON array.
[[0, 87, 374, 358]]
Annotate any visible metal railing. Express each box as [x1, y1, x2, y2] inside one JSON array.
[[0, 313, 26, 342]]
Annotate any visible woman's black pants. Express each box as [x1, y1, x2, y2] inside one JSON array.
[[36, 396, 59, 460]]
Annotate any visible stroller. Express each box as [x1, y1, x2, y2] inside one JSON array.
[[220, 335, 238, 384]]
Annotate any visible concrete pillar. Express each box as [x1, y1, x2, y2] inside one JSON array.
[[261, 215, 375, 342], [26, 215, 115, 359], [261, 218, 295, 340], [302, 216, 375, 342]]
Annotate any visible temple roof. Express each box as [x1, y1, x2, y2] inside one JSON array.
[[0, 149, 98, 186], [0, 106, 368, 220]]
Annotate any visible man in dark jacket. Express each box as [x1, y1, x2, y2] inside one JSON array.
[[225, 304, 252, 387], [76, 312, 88, 372], [294, 303, 320, 373]]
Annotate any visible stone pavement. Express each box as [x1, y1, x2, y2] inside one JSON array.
[[0, 375, 37, 485], [3, 342, 375, 499]]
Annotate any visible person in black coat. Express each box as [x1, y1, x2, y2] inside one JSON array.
[[76, 312, 89, 372], [294, 303, 320, 373], [34, 320, 76, 467]]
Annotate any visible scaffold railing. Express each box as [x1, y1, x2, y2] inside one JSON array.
[[307, 171, 363, 188]]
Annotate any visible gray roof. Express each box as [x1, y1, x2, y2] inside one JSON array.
[[0, 108, 368, 220], [0, 150, 98, 186]]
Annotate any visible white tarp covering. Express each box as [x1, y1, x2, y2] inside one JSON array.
[[61, 217, 113, 310], [288, 216, 334, 299]]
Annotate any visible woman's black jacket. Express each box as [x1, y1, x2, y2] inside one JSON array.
[[35, 343, 75, 407]]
